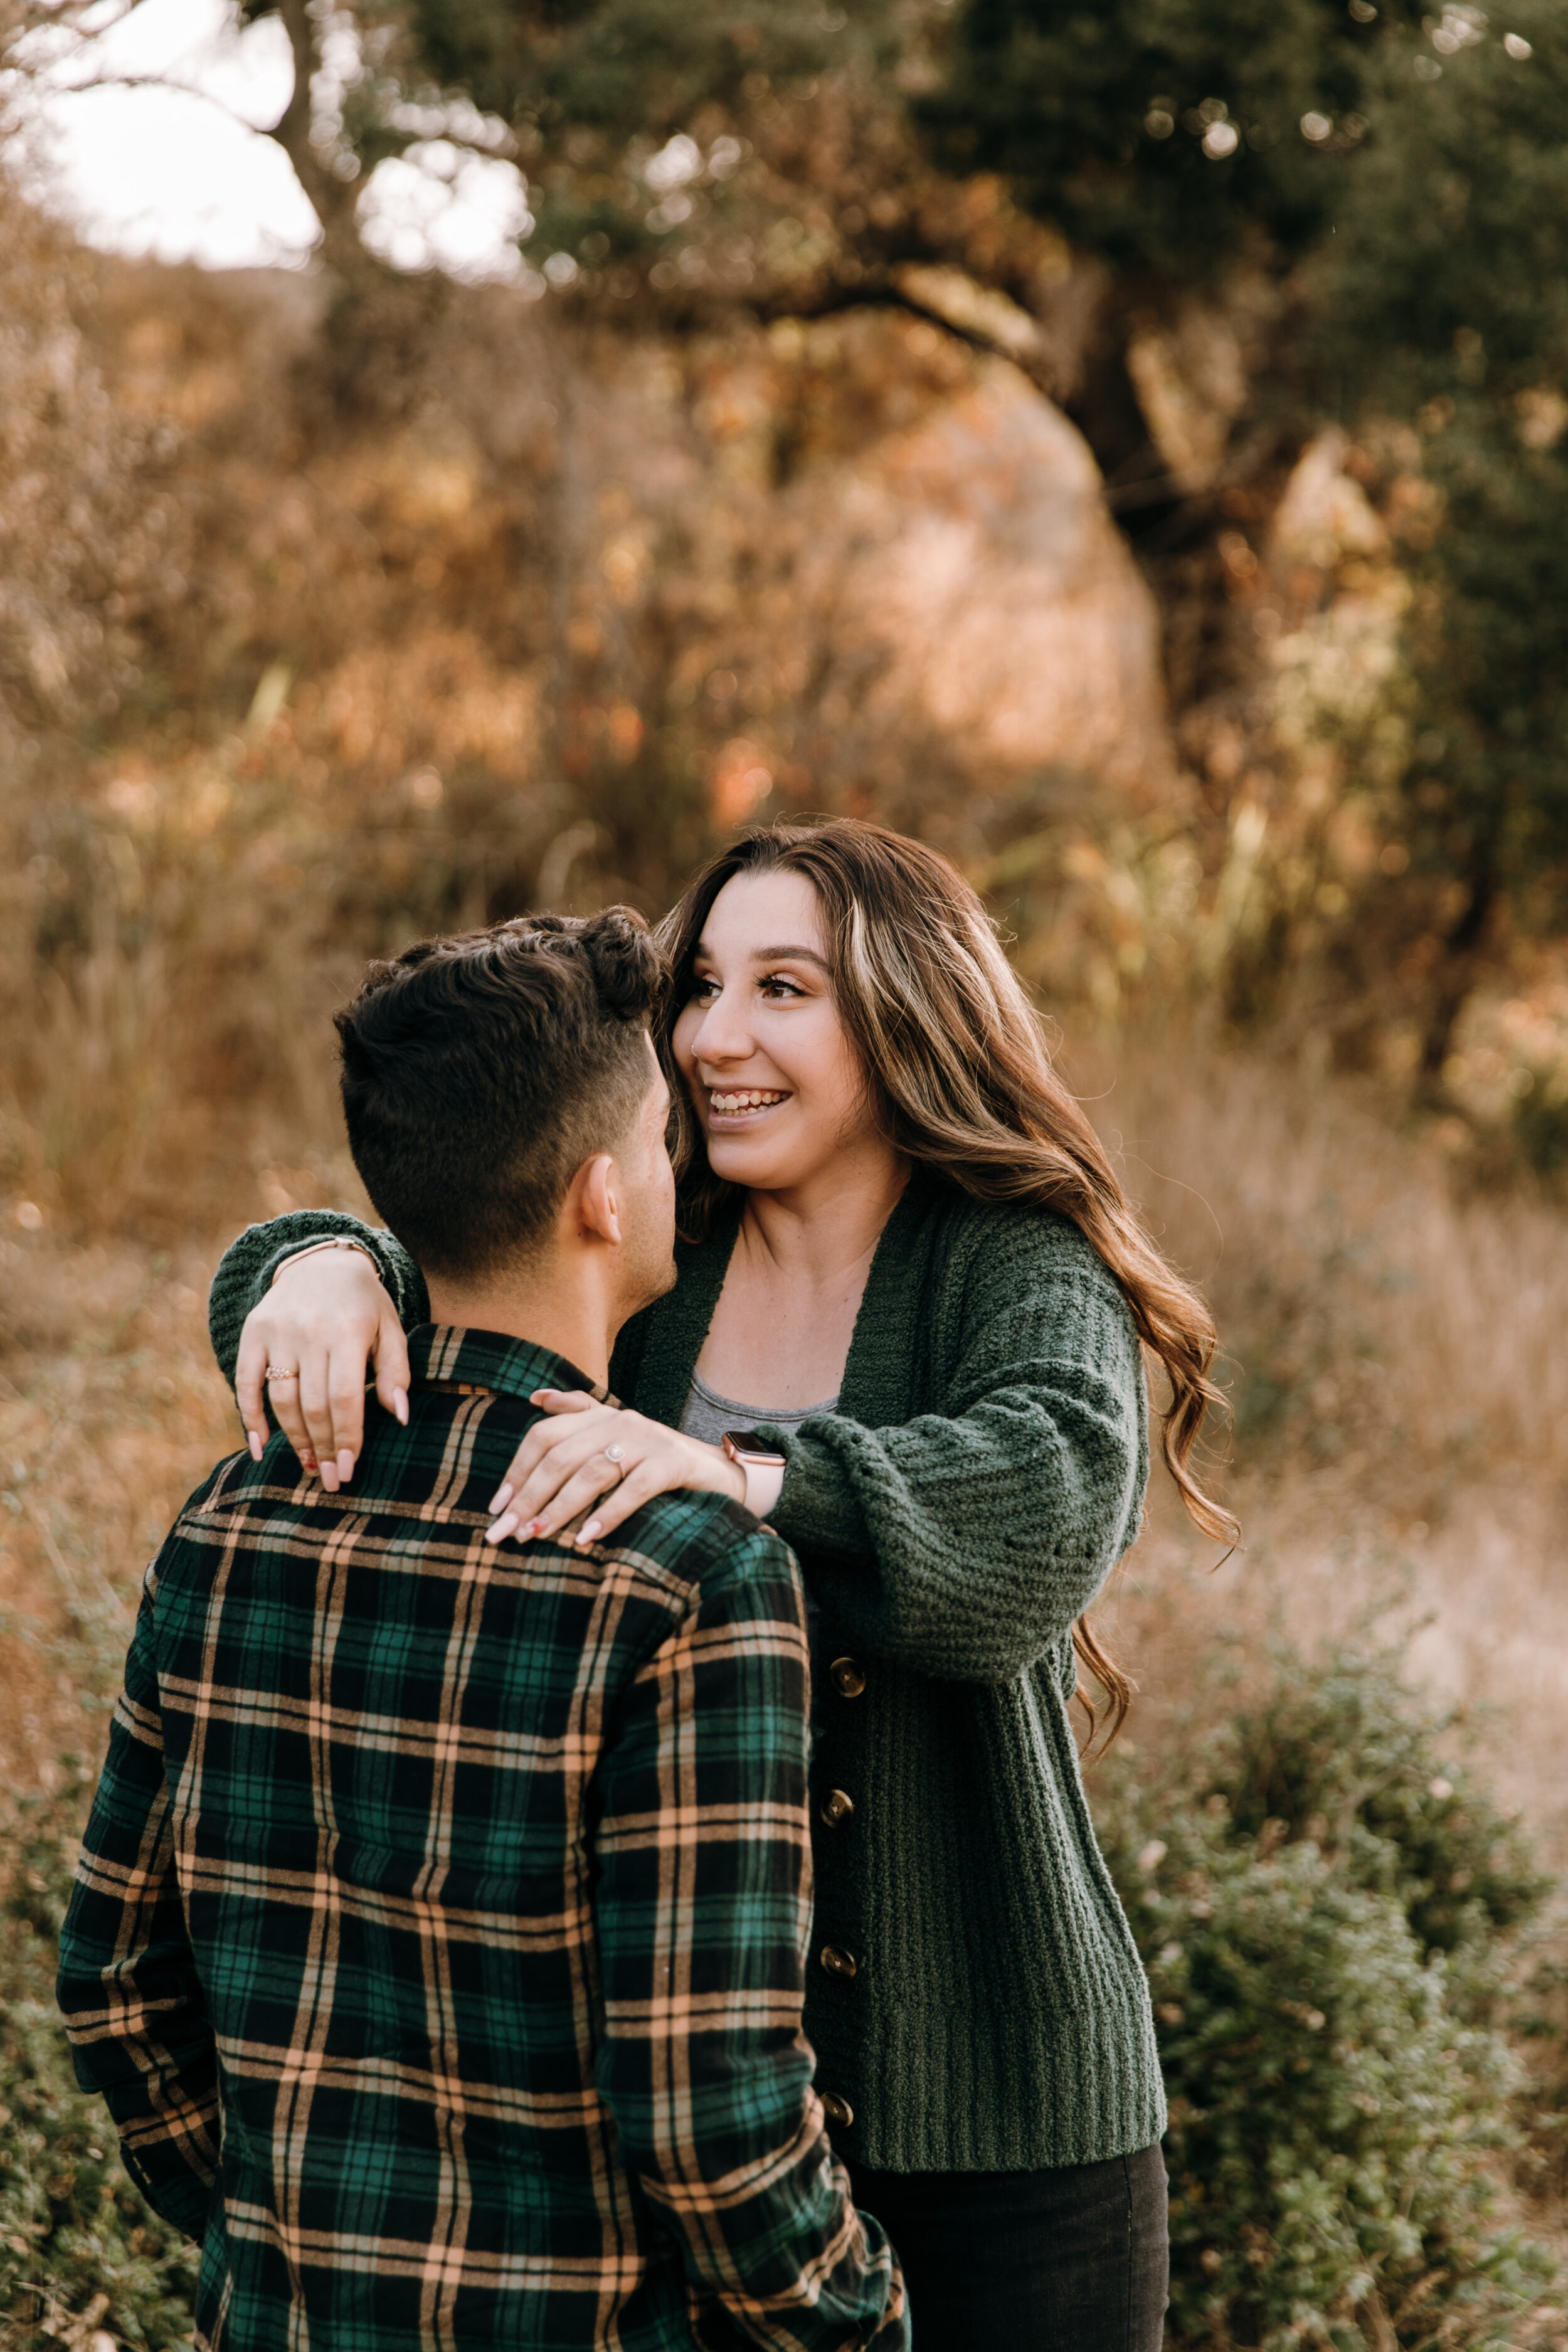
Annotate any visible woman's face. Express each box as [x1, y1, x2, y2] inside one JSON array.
[[671, 869, 881, 1195]]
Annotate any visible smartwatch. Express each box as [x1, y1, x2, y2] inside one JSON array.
[[720, 1430, 787, 1517], [721, 1430, 788, 1471]]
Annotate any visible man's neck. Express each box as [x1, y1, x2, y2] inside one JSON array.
[[422, 1270, 613, 1391]]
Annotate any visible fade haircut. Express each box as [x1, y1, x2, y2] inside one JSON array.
[[335, 908, 666, 1282]]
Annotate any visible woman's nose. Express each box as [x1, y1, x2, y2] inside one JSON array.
[[692, 988, 753, 1064]]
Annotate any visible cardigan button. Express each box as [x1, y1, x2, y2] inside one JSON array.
[[820, 1787, 855, 1828], [830, 1656, 867, 1698], [820, 1944, 858, 1981], [820, 2090, 855, 2129]]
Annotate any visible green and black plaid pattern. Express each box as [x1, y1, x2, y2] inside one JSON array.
[[58, 1325, 906, 2352]]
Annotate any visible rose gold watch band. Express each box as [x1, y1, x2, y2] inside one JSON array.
[[719, 1429, 787, 1518]]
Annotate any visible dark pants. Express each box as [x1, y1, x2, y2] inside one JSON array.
[[847, 2144, 1169, 2352]]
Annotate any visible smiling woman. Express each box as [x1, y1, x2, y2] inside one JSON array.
[[667, 865, 909, 1410], [204, 818, 1234, 2351]]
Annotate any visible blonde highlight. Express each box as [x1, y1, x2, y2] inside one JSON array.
[[657, 819, 1237, 1743]]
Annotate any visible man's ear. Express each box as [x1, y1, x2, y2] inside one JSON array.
[[566, 1152, 621, 1248]]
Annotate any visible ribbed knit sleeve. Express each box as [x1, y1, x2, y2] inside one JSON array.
[[206, 1212, 428, 1391], [760, 1208, 1148, 1685]]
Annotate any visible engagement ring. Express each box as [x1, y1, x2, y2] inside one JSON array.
[[265, 1365, 300, 1382], [603, 1443, 627, 1481]]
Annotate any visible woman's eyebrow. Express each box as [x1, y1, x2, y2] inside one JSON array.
[[691, 939, 831, 971], [752, 943, 832, 970]]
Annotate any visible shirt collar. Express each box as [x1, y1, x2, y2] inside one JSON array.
[[406, 1325, 610, 1408]]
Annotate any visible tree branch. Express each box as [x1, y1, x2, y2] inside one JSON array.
[[43, 68, 281, 143], [261, 0, 360, 268], [743, 277, 1065, 397]]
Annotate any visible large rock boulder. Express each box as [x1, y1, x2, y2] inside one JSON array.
[[554, 307, 1177, 827], [790, 354, 1172, 801]]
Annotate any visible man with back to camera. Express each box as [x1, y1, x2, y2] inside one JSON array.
[[56, 909, 908, 2352]]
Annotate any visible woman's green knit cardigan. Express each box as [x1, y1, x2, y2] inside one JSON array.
[[208, 1175, 1167, 2175]]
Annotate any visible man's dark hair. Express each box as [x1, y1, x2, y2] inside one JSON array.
[[334, 908, 665, 1281]]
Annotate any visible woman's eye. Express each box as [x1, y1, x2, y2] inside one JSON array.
[[760, 974, 805, 999], [690, 975, 720, 1002]]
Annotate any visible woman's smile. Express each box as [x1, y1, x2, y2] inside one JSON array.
[[705, 1084, 793, 1126]]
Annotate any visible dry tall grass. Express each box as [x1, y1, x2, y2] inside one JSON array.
[[1088, 1039, 1568, 1868]]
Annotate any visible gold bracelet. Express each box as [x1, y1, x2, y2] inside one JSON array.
[[270, 1236, 379, 1287]]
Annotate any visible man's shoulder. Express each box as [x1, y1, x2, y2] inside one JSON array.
[[131, 1446, 278, 1611], [181, 1384, 534, 1530], [168, 1446, 265, 1532], [158, 1404, 802, 1639], [605, 1485, 803, 1621]]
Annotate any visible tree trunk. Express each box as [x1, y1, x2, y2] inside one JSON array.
[[263, 0, 365, 277], [1418, 866, 1496, 1091]]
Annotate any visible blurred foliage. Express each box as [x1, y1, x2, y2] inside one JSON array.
[[1513, 1949, 1568, 2210], [1315, 6, 1568, 1078], [918, 0, 1412, 279], [240, 0, 953, 319], [1095, 1636, 1560, 2348], [0, 163, 177, 756], [234, 0, 1568, 1079], [0, 1768, 198, 2352], [924, 0, 1568, 1073], [9, 0, 1568, 1095]]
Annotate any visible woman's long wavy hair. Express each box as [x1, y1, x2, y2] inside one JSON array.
[[657, 818, 1237, 1746]]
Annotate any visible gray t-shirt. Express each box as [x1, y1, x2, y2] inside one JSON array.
[[679, 1368, 839, 1448], [681, 1370, 834, 1693]]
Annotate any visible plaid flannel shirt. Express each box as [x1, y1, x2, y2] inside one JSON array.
[[58, 1325, 907, 2352]]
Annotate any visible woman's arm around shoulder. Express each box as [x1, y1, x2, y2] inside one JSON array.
[[206, 1210, 428, 1391], [209, 1213, 428, 1480], [765, 1201, 1150, 1685]]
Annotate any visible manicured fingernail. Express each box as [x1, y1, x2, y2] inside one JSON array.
[[485, 1512, 519, 1544], [489, 1482, 514, 1513], [336, 1449, 355, 1484], [393, 1387, 408, 1426], [247, 1430, 263, 1461], [319, 1462, 340, 1493], [576, 1520, 603, 1547], [530, 1389, 557, 1403]]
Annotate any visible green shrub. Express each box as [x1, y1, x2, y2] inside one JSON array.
[[0, 1766, 196, 2352], [1095, 1640, 1559, 2349], [1513, 1946, 1568, 2210], [1186, 1645, 1551, 1971]]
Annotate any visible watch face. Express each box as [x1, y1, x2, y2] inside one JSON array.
[[722, 1429, 787, 1466]]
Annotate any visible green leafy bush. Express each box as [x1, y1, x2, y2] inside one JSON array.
[[0, 1766, 196, 2352], [1513, 1947, 1568, 2210], [1096, 1641, 1559, 2349], [1196, 1646, 1552, 1969]]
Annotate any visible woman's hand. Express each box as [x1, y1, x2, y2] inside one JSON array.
[[485, 1392, 747, 1549], [235, 1249, 410, 1488]]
